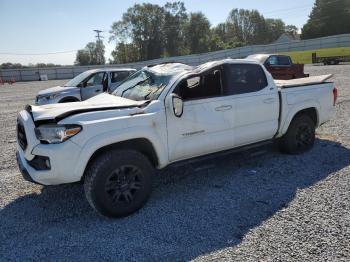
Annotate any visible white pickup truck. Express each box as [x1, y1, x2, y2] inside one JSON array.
[[16, 59, 337, 217]]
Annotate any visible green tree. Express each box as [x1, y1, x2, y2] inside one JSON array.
[[75, 41, 105, 65], [226, 9, 267, 45], [184, 12, 211, 54], [110, 42, 140, 64], [265, 18, 286, 43], [75, 49, 90, 65], [301, 0, 350, 39], [163, 2, 188, 56], [110, 3, 165, 61], [285, 25, 298, 37]]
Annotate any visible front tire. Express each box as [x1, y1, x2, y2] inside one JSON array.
[[84, 150, 154, 218], [279, 114, 315, 154]]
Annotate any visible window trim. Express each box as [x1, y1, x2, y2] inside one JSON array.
[[222, 63, 268, 96], [84, 72, 106, 87], [173, 66, 224, 102]]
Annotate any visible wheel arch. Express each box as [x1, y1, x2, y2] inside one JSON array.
[[280, 106, 319, 137], [81, 138, 159, 181], [59, 96, 80, 103]]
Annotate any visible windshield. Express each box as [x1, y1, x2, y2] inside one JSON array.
[[112, 69, 171, 101], [64, 71, 91, 87]]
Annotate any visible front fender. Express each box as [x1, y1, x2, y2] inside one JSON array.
[[72, 121, 168, 181]]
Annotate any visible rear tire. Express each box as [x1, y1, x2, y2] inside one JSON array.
[[84, 150, 154, 218], [279, 114, 315, 154]]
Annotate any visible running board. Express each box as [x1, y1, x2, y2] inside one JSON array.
[[167, 140, 274, 169]]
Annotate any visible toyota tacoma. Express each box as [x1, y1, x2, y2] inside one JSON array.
[[16, 59, 337, 217]]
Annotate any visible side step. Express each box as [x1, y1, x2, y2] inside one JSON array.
[[168, 140, 274, 169]]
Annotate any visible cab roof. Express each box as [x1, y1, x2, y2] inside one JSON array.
[[85, 68, 136, 74], [145, 58, 262, 76]]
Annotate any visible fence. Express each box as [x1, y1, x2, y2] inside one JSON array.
[[1, 33, 350, 82]]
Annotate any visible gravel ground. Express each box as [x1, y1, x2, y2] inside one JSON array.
[[0, 65, 350, 261]]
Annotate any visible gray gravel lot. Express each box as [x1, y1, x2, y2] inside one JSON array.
[[0, 64, 350, 261]]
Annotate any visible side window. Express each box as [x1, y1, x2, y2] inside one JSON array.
[[277, 56, 292, 66], [111, 71, 131, 83], [174, 69, 222, 101], [86, 72, 105, 87], [267, 56, 278, 65], [223, 64, 268, 95]]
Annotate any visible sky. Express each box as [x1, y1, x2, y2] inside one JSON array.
[[0, 0, 315, 65]]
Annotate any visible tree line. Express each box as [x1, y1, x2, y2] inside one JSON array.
[[76, 2, 298, 65], [0, 62, 61, 69], [106, 2, 299, 64], [2, 0, 348, 68]]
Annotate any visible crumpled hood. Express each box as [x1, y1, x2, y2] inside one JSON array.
[[29, 93, 146, 121], [37, 86, 76, 96]]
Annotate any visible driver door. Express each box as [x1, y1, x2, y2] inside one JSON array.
[[81, 72, 107, 100], [166, 68, 235, 162]]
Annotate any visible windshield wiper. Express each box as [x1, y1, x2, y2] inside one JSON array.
[[120, 77, 150, 97]]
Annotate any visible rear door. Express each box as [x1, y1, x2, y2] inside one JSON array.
[[81, 72, 107, 100], [223, 63, 279, 147]]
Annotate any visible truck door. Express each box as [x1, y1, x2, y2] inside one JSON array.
[[166, 67, 235, 162], [222, 63, 279, 147], [81, 72, 107, 100]]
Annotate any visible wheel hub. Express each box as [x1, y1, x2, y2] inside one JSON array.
[[105, 165, 142, 204]]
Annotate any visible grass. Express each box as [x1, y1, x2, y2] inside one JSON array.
[[280, 47, 350, 64]]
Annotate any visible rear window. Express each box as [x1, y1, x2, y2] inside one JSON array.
[[277, 56, 291, 65], [111, 71, 131, 83], [223, 64, 268, 95]]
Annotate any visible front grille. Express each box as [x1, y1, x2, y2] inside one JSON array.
[[17, 120, 27, 150]]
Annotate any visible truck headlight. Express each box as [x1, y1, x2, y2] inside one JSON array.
[[35, 124, 82, 144], [36, 94, 58, 104]]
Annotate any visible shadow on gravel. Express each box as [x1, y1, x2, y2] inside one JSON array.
[[1, 139, 350, 261]]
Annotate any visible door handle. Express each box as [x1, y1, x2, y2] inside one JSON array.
[[95, 89, 101, 93], [215, 105, 232, 111], [263, 98, 276, 104]]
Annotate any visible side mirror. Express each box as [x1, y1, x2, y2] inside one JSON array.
[[172, 94, 184, 117]]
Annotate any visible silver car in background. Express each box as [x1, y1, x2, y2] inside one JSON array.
[[35, 68, 136, 105]]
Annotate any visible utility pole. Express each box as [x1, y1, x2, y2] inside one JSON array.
[[93, 29, 104, 41], [93, 30, 105, 65]]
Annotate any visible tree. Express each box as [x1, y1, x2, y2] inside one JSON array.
[[110, 3, 165, 61], [184, 12, 211, 54], [110, 42, 140, 64], [301, 0, 350, 39], [108, 2, 299, 62], [75, 49, 91, 65], [75, 41, 105, 65], [163, 2, 188, 56], [226, 9, 267, 45], [285, 25, 298, 37], [265, 19, 286, 43]]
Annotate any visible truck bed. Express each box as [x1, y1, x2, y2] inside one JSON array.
[[275, 74, 333, 88]]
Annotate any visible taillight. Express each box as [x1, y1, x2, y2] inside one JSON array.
[[333, 87, 338, 106]]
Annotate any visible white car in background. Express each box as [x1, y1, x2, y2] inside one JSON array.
[[35, 68, 136, 105]]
